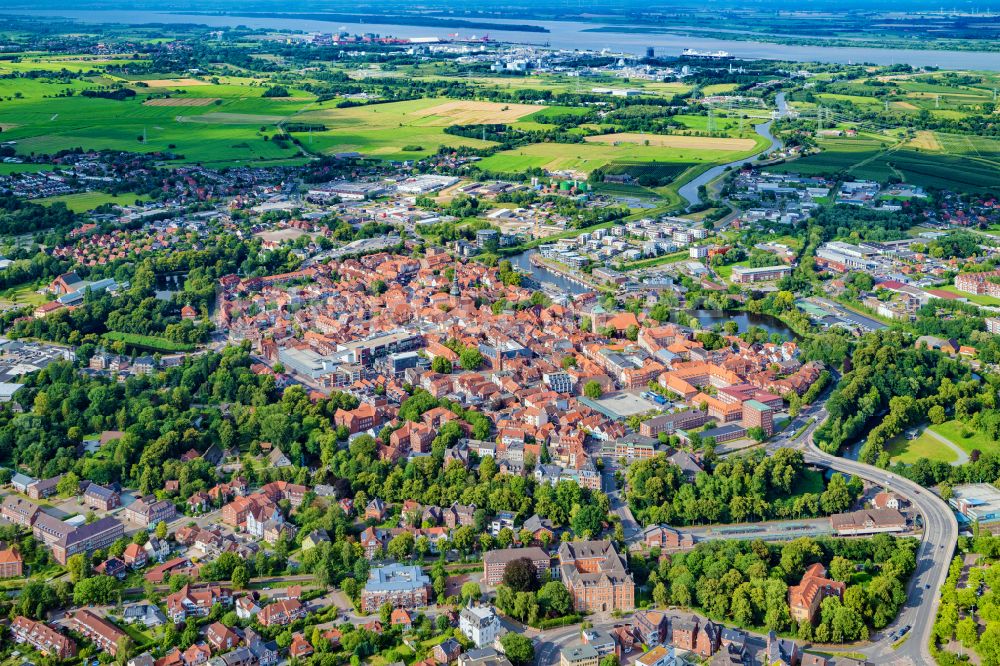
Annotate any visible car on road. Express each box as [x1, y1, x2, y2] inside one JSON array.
[[899, 625, 911, 637]]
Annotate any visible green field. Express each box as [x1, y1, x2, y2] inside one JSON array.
[[934, 284, 1000, 306], [0, 74, 317, 167], [290, 97, 507, 159], [36, 191, 150, 212], [930, 420, 1000, 456], [885, 430, 959, 465], [477, 135, 765, 175], [768, 131, 1000, 193], [102, 331, 195, 353]]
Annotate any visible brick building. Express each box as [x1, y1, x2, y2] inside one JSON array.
[[482, 547, 551, 586], [558, 540, 634, 613]]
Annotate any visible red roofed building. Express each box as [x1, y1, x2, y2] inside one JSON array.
[[788, 563, 846, 624]]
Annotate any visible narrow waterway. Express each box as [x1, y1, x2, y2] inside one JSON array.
[[676, 92, 787, 208]]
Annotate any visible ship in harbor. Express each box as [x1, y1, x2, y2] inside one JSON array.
[[681, 48, 733, 59]]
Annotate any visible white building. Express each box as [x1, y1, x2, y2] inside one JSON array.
[[460, 604, 501, 649]]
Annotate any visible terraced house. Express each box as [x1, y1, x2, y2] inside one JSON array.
[[11, 616, 77, 659]]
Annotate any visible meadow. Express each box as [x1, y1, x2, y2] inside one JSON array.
[[36, 191, 150, 213], [0, 72, 317, 167], [290, 98, 540, 159], [478, 133, 766, 176]]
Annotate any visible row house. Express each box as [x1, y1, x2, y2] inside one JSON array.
[[11, 616, 77, 659], [71, 610, 128, 656]]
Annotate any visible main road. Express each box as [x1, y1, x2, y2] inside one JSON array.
[[777, 402, 957, 665]]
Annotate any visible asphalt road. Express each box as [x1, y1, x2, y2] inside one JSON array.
[[775, 400, 958, 665]]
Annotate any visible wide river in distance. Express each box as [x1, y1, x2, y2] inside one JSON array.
[[10, 10, 1000, 71]]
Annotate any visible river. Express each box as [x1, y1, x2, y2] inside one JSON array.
[[507, 250, 797, 338], [677, 92, 786, 207], [11, 10, 1000, 70]]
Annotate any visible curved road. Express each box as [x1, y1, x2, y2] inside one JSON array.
[[676, 92, 788, 207], [776, 403, 958, 664]]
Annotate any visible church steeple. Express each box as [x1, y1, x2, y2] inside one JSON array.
[[450, 264, 460, 297]]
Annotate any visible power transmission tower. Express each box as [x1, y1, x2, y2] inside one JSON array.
[[707, 109, 717, 134]]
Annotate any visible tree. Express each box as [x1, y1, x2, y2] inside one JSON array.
[[461, 581, 482, 602], [66, 553, 90, 583], [502, 558, 540, 592], [928, 405, 947, 425], [387, 532, 415, 560], [652, 582, 668, 607], [73, 575, 120, 605], [379, 602, 393, 625], [571, 504, 605, 538], [956, 616, 979, 649], [500, 633, 534, 666], [156, 520, 168, 540], [57, 472, 80, 498], [232, 566, 249, 589], [537, 581, 572, 617], [584, 381, 603, 399], [829, 556, 854, 582], [431, 357, 453, 374], [459, 347, 484, 371]]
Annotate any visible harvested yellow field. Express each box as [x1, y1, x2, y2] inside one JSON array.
[[907, 131, 943, 151], [139, 77, 211, 87], [144, 97, 220, 107], [891, 101, 919, 110], [411, 100, 546, 124], [584, 133, 757, 150]]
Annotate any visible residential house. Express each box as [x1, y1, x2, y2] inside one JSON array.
[[71, 609, 127, 655], [257, 599, 306, 627], [11, 616, 77, 658]]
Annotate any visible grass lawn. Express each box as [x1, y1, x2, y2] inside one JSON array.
[[0, 163, 55, 175], [885, 429, 958, 464], [935, 284, 1000, 306], [615, 250, 689, 271], [791, 468, 825, 496], [0, 282, 48, 307], [931, 420, 1000, 456], [716, 260, 749, 280], [36, 191, 150, 213]]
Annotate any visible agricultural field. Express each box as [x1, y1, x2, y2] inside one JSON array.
[[289, 98, 543, 159], [478, 132, 766, 176], [0, 74, 317, 167], [768, 130, 1000, 193], [35, 191, 150, 213]]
